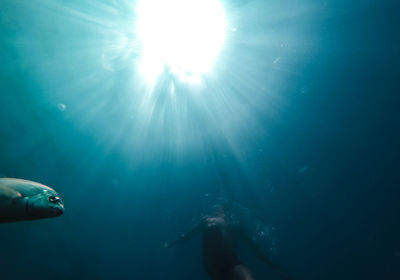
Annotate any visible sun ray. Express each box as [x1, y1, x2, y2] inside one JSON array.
[[136, 0, 227, 83]]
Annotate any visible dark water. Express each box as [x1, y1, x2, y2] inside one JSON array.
[[0, 0, 398, 279]]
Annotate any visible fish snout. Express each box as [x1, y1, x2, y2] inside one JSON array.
[[56, 206, 64, 215], [51, 203, 65, 216]]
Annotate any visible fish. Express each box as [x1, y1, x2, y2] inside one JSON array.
[[0, 178, 64, 223]]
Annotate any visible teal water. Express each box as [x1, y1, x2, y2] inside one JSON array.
[[0, 0, 398, 279]]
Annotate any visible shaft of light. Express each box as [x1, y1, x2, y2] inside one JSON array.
[[136, 0, 227, 82]]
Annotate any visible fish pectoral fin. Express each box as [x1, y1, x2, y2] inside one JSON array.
[[0, 186, 22, 203]]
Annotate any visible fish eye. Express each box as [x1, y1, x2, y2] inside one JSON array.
[[48, 195, 60, 203]]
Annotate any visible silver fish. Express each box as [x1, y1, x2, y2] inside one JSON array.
[[0, 178, 64, 223]]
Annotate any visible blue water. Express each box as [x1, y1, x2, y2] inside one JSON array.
[[0, 0, 398, 279]]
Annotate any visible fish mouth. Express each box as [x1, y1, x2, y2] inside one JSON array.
[[51, 206, 64, 216]]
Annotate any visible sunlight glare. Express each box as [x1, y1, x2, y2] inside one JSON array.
[[136, 0, 227, 83]]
